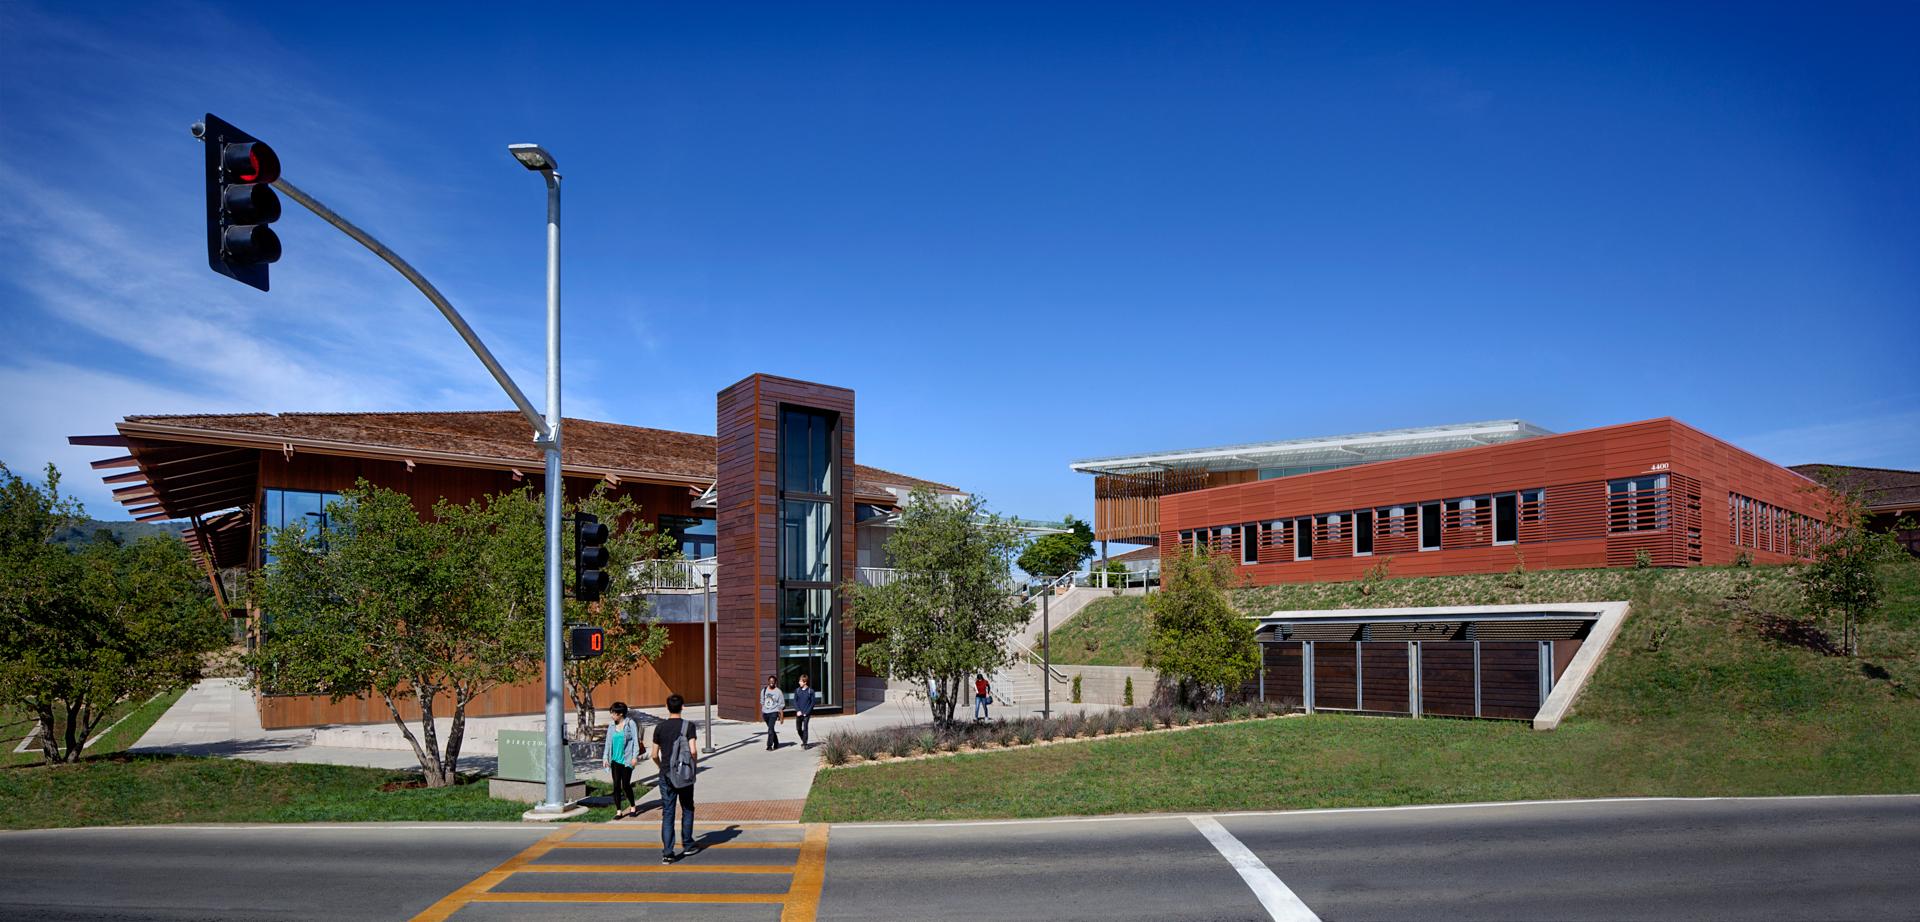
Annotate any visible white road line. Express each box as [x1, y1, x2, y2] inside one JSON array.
[[844, 793, 1920, 829], [1189, 815, 1321, 922]]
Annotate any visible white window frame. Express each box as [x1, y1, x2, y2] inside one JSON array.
[[1492, 492, 1518, 546], [1353, 508, 1374, 557], [1419, 502, 1441, 551], [1294, 516, 1313, 561]]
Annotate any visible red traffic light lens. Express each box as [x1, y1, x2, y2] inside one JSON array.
[[222, 141, 281, 184]]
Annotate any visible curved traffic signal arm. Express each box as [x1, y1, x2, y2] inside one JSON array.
[[575, 513, 611, 602], [199, 114, 282, 291]]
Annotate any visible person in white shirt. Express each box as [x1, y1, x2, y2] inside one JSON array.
[[760, 674, 785, 750]]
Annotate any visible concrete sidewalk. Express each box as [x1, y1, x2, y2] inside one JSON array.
[[135, 678, 1118, 819]]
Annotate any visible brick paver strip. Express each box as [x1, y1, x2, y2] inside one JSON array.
[[612, 798, 808, 822]]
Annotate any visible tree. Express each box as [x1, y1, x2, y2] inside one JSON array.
[[250, 481, 545, 786], [563, 484, 673, 738], [0, 463, 225, 763], [1145, 549, 1258, 706], [1799, 487, 1901, 657], [1017, 514, 1096, 580], [850, 488, 1028, 724]]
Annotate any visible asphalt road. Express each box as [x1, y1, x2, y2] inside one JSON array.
[[0, 797, 1914, 921]]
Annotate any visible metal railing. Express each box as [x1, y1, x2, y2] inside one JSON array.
[[635, 557, 717, 592], [856, 567, 901, 587], [1078, 566, 1158, 590]]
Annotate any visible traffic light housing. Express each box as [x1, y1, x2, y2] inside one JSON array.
[[575, 512, 610, 602], [568, 625, 605, 659], [198, 113, 282, 291]]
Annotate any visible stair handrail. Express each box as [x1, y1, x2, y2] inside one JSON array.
[[1007, 635, 1069, 684]]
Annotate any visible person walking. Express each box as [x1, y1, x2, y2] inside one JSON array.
[[760, 675, 785, 750], [604, 701, 641, 819], [652, 694, 700, 863], [974, 673, 992, 721], [793, 673, 818, 748]]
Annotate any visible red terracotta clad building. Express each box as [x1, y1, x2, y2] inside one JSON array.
[[1077, 418, 1836, 584]]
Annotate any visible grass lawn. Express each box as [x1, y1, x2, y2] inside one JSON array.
[[1047, 594, 1151, 666], [806, 559, 1920, 822], [0, 755, 627, 829]]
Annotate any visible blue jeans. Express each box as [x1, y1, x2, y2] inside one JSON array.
[[660, 781, 695, 856], [975, 694, 989, 720]]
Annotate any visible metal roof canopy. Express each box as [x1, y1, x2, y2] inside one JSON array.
[[1069, 419, 1553, 477]]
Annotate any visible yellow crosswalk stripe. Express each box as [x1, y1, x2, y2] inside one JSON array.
[[411, 822, 830, 919]]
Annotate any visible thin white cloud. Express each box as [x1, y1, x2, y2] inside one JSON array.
[[1732, 408, 1920, 470]]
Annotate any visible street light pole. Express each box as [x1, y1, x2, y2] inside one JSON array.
[[1041, 589, 1051, 720], [511, 144, 568, 815], [701, 569, 714, 750]]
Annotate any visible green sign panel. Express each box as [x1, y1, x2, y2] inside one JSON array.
[[496, 729, 576, 783]]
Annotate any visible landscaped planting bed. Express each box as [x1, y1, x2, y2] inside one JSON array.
[[819, 701, 1292, 766]]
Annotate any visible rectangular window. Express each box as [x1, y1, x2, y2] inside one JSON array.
[[1609, 475, 1669, 533], [779, 500, 834, 582], [1241, 524, 1258, 564], [1521, 489, 1544, 524], [779, 408, 835, 495], [659, 514, 716, 559], [1420, 503, 1441, 550], [1323, 513, 1343, 543], [1295, 517, 1313, 560], [1354, 509, 1374, 555], [1494, 494, 1518, 544], [260, 488, 344, 564], [1195, 529, 1209, 552]]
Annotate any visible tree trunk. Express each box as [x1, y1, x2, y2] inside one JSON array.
[[34, 706, 60, 764], [571, 677, 598, 739], [379, 691, 439, 785], [415, 684, 449, 787], [62, 700, 85, 763], [442, 689, 469, 779]]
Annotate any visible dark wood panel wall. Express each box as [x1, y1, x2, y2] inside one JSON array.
[[1256, 637, 1579, 722], [1160, 419, 1836, 586], [715, 375, 859, 721]]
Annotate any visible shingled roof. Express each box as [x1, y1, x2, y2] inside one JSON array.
[[117, 410, 960, 497], [1789, 464, 1920, 513]]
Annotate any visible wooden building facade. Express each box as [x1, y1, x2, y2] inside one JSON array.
[[73, 378, 957, 729]]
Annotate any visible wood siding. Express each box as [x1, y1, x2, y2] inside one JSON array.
[[715, 375, 859, 721], [258, 623, 714, 729], [1158, 418, 1836, 586]]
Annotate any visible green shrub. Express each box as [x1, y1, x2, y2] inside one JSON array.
[[1071, 673, 1083, 704], [1123, 676, 1134, 706]]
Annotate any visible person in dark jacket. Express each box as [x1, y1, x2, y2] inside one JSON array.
[[792, 674, 818, 748]]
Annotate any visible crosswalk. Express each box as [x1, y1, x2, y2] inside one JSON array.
[[412, 822, 829, 921]]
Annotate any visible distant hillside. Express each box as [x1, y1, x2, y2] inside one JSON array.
[[54, 518, 188, 548]]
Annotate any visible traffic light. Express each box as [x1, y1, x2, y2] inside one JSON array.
[[575, 512, 610, 602], [196, 113, 282, 291], [568, 625, 605, 659]]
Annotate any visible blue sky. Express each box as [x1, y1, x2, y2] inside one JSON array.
[[3, 1, 1916, 531]]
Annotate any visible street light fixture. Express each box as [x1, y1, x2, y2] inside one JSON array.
[[510, 141, 569, 815], [509, 143, 557, 173]]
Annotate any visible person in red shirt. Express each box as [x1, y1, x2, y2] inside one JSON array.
[[973, 673, 991, 721]]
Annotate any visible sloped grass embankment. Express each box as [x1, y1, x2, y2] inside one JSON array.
[[805, 560, 1920, 821]]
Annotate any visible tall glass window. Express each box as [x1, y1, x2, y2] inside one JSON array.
[[777, 407, 840, 707], [1420, 503, 1442, 550], [781, 409, 834, 495], [779, 500, 833, 581]]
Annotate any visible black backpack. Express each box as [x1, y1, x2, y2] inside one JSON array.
[[665, 720, 697, 788]]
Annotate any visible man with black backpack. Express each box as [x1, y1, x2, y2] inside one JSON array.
[[651, 694, 701, 863]]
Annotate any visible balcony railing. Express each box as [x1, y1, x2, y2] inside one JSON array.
[[636, 557, 717, 592], [856, 567, 901, 587]]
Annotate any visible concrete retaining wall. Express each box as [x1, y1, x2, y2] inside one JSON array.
[[1052, 665, 1159, 706]]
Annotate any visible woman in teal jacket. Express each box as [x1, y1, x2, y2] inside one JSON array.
[[605, 702, 642, 819]]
